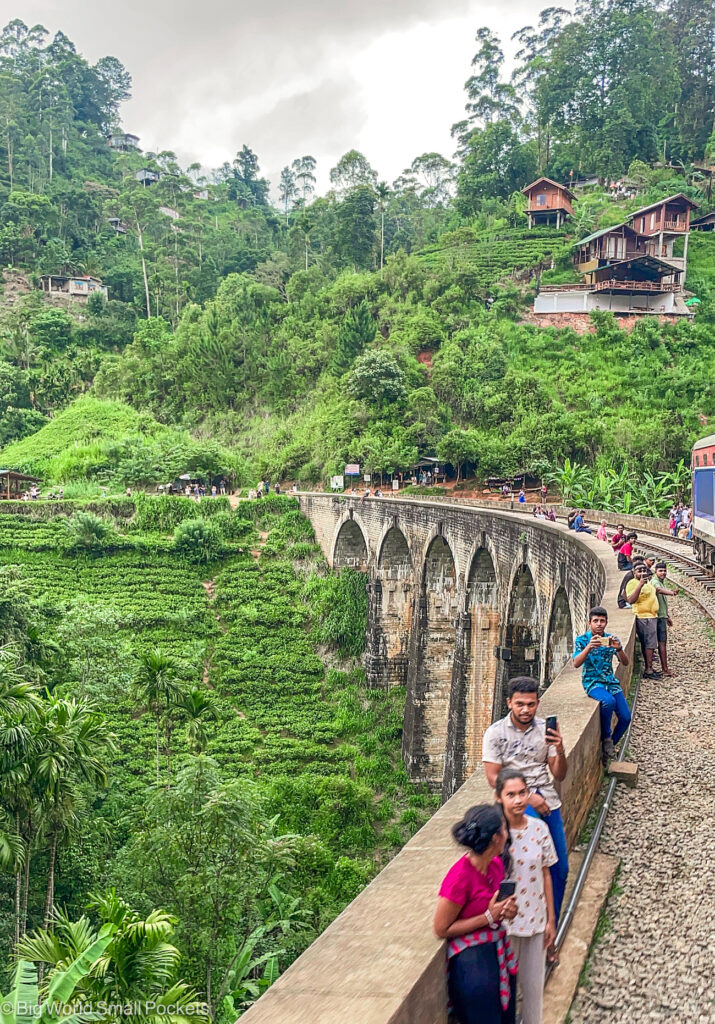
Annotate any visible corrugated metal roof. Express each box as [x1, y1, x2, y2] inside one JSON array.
[[572, 223, 631, 247], [693, 434, 715, 450]]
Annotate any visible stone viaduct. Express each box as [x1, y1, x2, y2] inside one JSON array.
[[300, 493, 605, 801], [241, 495, 636, 1024]]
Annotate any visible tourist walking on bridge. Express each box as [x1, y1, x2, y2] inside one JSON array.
[[482, 677, 568, 945], [433, 804, 518, 1024], [497, 768, 557, 1024], [573, 606, 630, 762]]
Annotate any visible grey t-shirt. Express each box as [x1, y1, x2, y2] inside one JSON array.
[[482, 714, 561, 811]]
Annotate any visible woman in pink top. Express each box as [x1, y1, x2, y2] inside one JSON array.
[[596, 520, 609, 541], [434, 805, 518, 1024]]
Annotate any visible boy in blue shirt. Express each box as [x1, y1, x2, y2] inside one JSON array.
[[573, 606, 630, 763]]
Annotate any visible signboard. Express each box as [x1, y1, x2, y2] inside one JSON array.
[[392, 479, 399, 491], [364, 474, 371, 483], [330, 475, 344, 491], [344, 464, 359, 476]]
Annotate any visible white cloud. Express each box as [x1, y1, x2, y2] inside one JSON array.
[[9, 0, 567, 194]]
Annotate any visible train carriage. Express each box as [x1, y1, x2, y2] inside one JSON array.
[[693, 433, 715, 568]]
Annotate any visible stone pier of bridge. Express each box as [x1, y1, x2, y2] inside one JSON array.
[[240, 494, 636, 1024]]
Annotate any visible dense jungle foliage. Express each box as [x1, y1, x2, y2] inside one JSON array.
[[0, 495, 435, 1015], [0, 2, 714, 497]]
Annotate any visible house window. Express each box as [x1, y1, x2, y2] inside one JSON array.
[[536, 193, 547, 206], [650, 212, 656, 229]]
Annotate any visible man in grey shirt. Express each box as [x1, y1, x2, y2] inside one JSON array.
[[483, 676, 568, 958]]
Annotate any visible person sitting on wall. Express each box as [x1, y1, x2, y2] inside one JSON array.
[[482, 676, 568, 964], [617, 532, 637, 571], [572, 606, 630, 763], [611, 524, 626, 552], [567, 509, 578, 529], [572, 509, 592, 533]]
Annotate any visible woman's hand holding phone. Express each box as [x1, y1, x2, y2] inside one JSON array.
[[488, 889, 517, 922]]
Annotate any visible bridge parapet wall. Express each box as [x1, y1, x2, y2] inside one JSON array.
[[238, 496, 634, 1024]]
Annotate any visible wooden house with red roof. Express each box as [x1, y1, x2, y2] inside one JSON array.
[[522, 177, 575, 228]]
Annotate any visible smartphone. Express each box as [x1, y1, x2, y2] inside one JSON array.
[[497, 880, 516, 901], [545, 715, 557, 734]]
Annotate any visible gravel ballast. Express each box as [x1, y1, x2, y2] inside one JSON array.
[[568, 596, 715, 1024]]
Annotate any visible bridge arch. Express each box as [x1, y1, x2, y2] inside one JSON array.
[[366, 524, 415, 688], [442, 545, 501, 800], [332, 515, 369, 570], [495, 560, 542, 719], [545, 585, 574, 692], [403, 533, 460, 788], [377, 524, 412, 577]]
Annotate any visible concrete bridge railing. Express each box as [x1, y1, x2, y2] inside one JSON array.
[[240, 496, 635, 1024]]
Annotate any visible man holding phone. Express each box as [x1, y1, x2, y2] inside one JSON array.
[[482, 676, 568, 955], [573, 606, 630, 762]]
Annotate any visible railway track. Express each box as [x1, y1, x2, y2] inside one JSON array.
[[632, 536, 715, 624]]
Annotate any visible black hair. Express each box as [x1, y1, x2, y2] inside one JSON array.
[[589, 605, 608, 620], [631, 555, 645, 564], [452, 804, 504, 854], [495, 767, 528, 798], [494, 769, 528, 875], [507, 675, 539, 698], [655, 561, 667, 569], [627, 532, 638, 540]]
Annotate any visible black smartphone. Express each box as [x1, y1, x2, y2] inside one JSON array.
[[497, 880, 516, 901], [545, 715, 558, 734]]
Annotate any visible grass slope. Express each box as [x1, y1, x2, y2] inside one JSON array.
[[0, 395, 242, 486]]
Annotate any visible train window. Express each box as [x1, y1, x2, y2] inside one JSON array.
[[695, 455, 700, 466], [704, 453, 709, 466]]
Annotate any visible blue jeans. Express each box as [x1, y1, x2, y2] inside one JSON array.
[[588, 685, 631, 744], [525, 804, 568, 924]]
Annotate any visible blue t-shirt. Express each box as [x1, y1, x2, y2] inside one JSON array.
[[573, 631, 623, 695]]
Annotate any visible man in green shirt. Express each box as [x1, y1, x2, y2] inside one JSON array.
[[654, 561, 679, 677]]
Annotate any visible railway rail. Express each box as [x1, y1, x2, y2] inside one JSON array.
[[632, 536, 715, 624]]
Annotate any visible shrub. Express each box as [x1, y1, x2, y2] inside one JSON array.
[[172, 517, 223, 563], [63, 511, 113, 553]]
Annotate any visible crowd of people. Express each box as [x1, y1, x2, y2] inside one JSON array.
[[435, 676, 567, 1024], [434, 528, 681, 1021], [669, 502, 692, 539], [531, 505, 556, 522]]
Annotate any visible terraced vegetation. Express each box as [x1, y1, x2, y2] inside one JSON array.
[[418, 227, 569, 284], [0, 495, 433, 1009]]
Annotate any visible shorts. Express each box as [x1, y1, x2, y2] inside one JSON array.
[[657, 617, 667, 643], [635, 617, 658, 650]]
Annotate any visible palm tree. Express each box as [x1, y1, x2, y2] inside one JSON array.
[[17, 893, 206, 1024], [135, 650, 184, 786], [180, 688, 219, 754], [33, 695, 115, 927], [0, 642, 41, 941]]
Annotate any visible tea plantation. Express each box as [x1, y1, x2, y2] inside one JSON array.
[[0, 495, 435, 1011]]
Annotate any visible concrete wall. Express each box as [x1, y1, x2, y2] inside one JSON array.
[[534, 289, 675, 314], [241, 498, 634, 1024]]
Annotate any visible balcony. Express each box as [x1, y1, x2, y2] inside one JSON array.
[[593, 279, 677, 293], [663, 219, 687, 231]]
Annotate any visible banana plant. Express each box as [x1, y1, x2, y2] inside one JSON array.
[[1, 925, 115, 1024]]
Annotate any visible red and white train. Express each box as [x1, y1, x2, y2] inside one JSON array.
[[693, 433, 715, 568]]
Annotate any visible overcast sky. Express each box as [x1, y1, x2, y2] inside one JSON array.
[[6, 1, 573, 194]]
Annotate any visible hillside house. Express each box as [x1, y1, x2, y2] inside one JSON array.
[[135, 168, 160, 186], [534, 194, 699, 318], [522, 177, 575, 228], [108, 132, 140, 152], [691, 211, 715, 232], [39, 275, 108, 300], [107, 217, 128, 235]]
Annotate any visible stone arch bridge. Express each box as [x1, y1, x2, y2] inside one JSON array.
[[299, 494, 605, 801]]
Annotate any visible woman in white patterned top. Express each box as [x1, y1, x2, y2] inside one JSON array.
[[496, 768, 557, 1024]]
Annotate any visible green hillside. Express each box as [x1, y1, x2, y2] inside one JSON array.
[[0, 395, 244, 488]]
